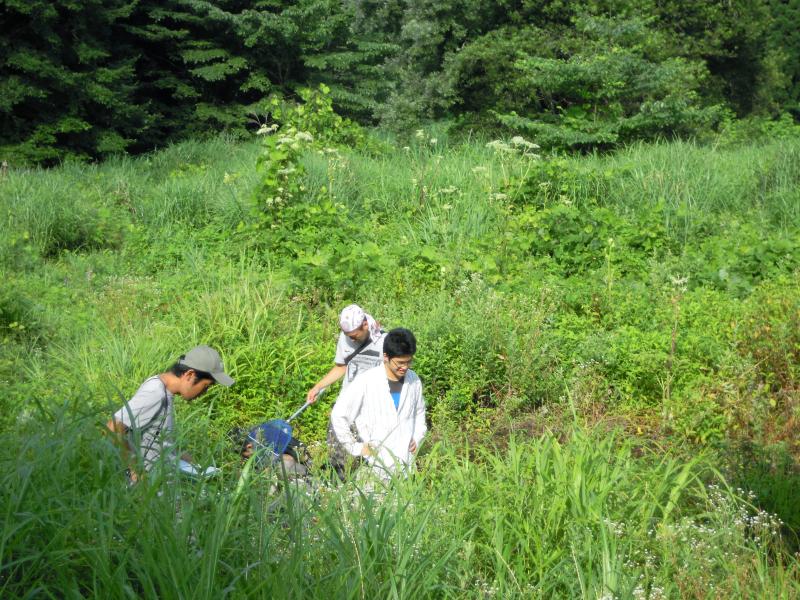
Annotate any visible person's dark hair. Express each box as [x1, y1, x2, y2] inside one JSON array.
[[383, 328, 417, 358], [168, 358, 214, 382]]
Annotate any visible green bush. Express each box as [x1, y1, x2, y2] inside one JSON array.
[[684, 222, 800, 296], [737, 276, 800, 393], [261, 85, 372, 151]]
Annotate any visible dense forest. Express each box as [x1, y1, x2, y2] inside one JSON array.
[[2, 0, 799, 164]]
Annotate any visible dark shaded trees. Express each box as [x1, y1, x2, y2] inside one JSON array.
[[0, 0, 797, 163], [380, 0, 785, 140], [0, 0, 145, 163]]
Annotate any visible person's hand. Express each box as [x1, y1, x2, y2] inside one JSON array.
[[242, 442, 254, 459], [408, 439, 417, 453], [360, 443, 374, 457], [127, 468, 139, 484], [306, 387, 320, 403]]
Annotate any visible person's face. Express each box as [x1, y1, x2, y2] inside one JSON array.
[[242, 442, 254, 459], [179, 371, 215, 400], [343, 319, 369, 343], [385, 354, 414, 380]]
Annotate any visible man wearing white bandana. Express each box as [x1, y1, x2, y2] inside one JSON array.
[[306, 304, 385, 402]]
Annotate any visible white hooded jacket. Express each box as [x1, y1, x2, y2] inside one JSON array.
[[330, 364, 427, 474]]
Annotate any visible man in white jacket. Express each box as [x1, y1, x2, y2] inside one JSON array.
[[330, 328, 427, 478]]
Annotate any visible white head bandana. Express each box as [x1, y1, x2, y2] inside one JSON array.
[[339, 304, 382, 337], [339, 304, 366, 332]]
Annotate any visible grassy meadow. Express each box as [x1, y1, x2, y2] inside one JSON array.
[[1, 127, 800, 597]]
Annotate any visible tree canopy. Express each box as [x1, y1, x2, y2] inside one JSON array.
[[1, 0, 798, 163]]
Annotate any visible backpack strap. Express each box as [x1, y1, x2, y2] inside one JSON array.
[[343, 329, 385, 365], [135, 377, 169, 433], [125, 377, 169, 460]]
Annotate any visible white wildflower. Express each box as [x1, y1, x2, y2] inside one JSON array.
[[486, 139, 512, 154], [257, 123, 279, 135], [510, 135, 540, 150], [670, 274, 689, 290]]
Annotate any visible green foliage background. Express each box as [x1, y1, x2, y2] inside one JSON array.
[[2, 104, 799, 451], [1, 83, 800, 596], [2, 0, 800, 163]]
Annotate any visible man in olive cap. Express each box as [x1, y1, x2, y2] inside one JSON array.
[[106, 345, 234, 483]]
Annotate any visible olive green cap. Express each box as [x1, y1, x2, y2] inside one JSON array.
[[179, 345, 234, 386]]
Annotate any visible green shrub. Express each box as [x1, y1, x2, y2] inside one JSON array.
[[737, 276, 800, 393], [261, 85, 372, 151], [0, 277, 38, 339], [684, 222, 800, 296]]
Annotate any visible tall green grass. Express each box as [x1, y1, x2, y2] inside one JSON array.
[[0, 136, 259, 265], [574, 139, 800, 232], [2, 134, 798, 421], [3, 134, 798, 265], [1, 406, 797, 598]]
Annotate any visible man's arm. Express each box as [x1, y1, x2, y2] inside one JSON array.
[[307, 364, 346, 402], [330, 382, 370, 457], [107, 390, 158, 482], [409, 383, 427, 453], [106, 418, 139, 482]]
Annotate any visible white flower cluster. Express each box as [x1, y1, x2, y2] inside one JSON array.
[[316, 146, 340, 156], [486, 135, 541, 158], [669, 274, 689, 292], [256, 123, 279, 135], [707, 483, 783, 540], [474, 577, 499, 598], [272, 129, 314, 151], [510, 135, 540, 154], [414, 129, 438, 146], [633, 582, 665, 600], [602, 517, 626, 537]]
